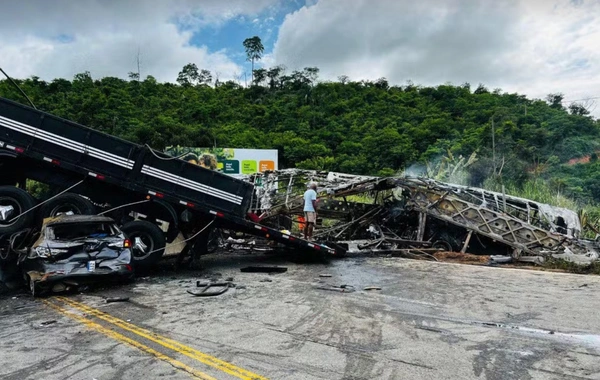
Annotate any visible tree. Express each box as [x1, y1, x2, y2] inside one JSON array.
[[128, 72, 140, 81], [177, 63, 199, 86], [243, 36, 264, 85], [198, 69, 213, 86], [303, 67, 319, 86], [546, 93, 564, 110], [569, 102, 590, 116], [4, 65, 600, 203], [73, 71, 93, 84], [253, 68, 267, 86], [474, 84, 489, 94], [374, 77, 389, 90], [337, 75, 349, 84], [266, 65, 284, 89]]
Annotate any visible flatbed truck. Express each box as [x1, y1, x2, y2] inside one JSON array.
[[0, 96, 343, 267]]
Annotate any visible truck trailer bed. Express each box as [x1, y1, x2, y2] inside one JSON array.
[[0, 96, 343, 257]]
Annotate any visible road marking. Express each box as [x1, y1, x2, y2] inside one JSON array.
[[42, 300, 216, 380], [55, 297, 267, 380]]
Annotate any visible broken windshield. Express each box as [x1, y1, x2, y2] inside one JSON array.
[[47, 222, 119, 241]]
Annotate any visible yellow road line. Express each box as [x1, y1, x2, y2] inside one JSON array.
[[42, 300, 216, 380], [55, 296, 267, 380]]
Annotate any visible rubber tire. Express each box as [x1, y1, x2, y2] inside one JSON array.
[[121, 220, 166, 267], [432, 232, 463, 252], [0, 186, 36, 235], [39, 193, 96, 220], [432, 240, 453, 252]]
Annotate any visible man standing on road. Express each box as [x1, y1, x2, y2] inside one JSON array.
[[303, 182, 318, 240]]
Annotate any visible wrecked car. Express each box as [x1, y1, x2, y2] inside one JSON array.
[[18, 215, 134, 296]]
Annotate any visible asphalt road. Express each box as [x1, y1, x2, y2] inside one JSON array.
[[1, 254, 600, 380]]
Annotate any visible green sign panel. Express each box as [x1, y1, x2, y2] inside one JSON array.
[[242, 160, 257, 174], [223, 160, 239, 174]]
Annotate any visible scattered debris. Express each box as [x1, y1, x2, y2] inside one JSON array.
[[244, 169, 600, 267], [188, 281, 234, 297], [240, 266, 287, 273], [105, 297, 130, 303], [196, 280, 230, 287], [315, 284, 355, 293], [259, 278, 273, 283], [40, 320, 57, 326], [490, 255, 512, 264]]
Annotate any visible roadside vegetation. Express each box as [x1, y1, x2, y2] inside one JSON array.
[[541, 258, 600, 275], [1, 37, 599, 234]]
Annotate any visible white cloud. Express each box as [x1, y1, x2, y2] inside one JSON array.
[[3, 0, 599, 116], [273, 0, 600, 116], [0, 0, 278, 82]]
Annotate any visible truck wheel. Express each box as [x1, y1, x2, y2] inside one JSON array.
[[432, 240, 453, 252], [121, 220, 166, 267], [432, 233, 462, 252], [0, 186, 36, 235], [40, 193, 96, 219]]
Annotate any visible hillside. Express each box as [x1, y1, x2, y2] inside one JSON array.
[[1, 68, 599, 203]]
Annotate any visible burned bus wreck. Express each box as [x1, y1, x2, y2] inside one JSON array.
[[244, 170, 600, 265]]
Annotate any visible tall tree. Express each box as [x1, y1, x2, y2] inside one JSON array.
[[177, 63, 199, 86], [253, 68, 267, 86], [569, 102, 591, 116], [243, 36, 264, 85], [303, 67, 319, 86], [337, 75, 349, 84], [198, 69, 213, 86], [546, 93, 564, 110], [266, 65, 284, 89], [128, 72, 140, 81]]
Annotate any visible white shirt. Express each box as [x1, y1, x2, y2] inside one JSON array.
[[303, 189, 317, 212]]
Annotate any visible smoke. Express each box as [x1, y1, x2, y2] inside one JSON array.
[[402, 162, 427, 177], [399, 151, 479, 187]]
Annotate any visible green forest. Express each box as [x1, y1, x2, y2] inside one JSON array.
[[1, 63, 599, 212]]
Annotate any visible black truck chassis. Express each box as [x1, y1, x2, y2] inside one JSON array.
[[0, 96, 343, 260]]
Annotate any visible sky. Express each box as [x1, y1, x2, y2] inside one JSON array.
[[1, 0, 599, 115]]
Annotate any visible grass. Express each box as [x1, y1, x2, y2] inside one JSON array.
[[483, 177, 579, 210], [541, 258, 600, 275]]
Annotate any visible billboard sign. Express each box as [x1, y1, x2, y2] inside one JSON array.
[[165, 146, 278, 177]]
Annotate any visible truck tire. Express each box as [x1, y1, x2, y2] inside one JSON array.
[[121, 220, 166, 267], [39, 193, 96, 220], [432, 232, 462, 252], [0, 186, 36, 235]]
